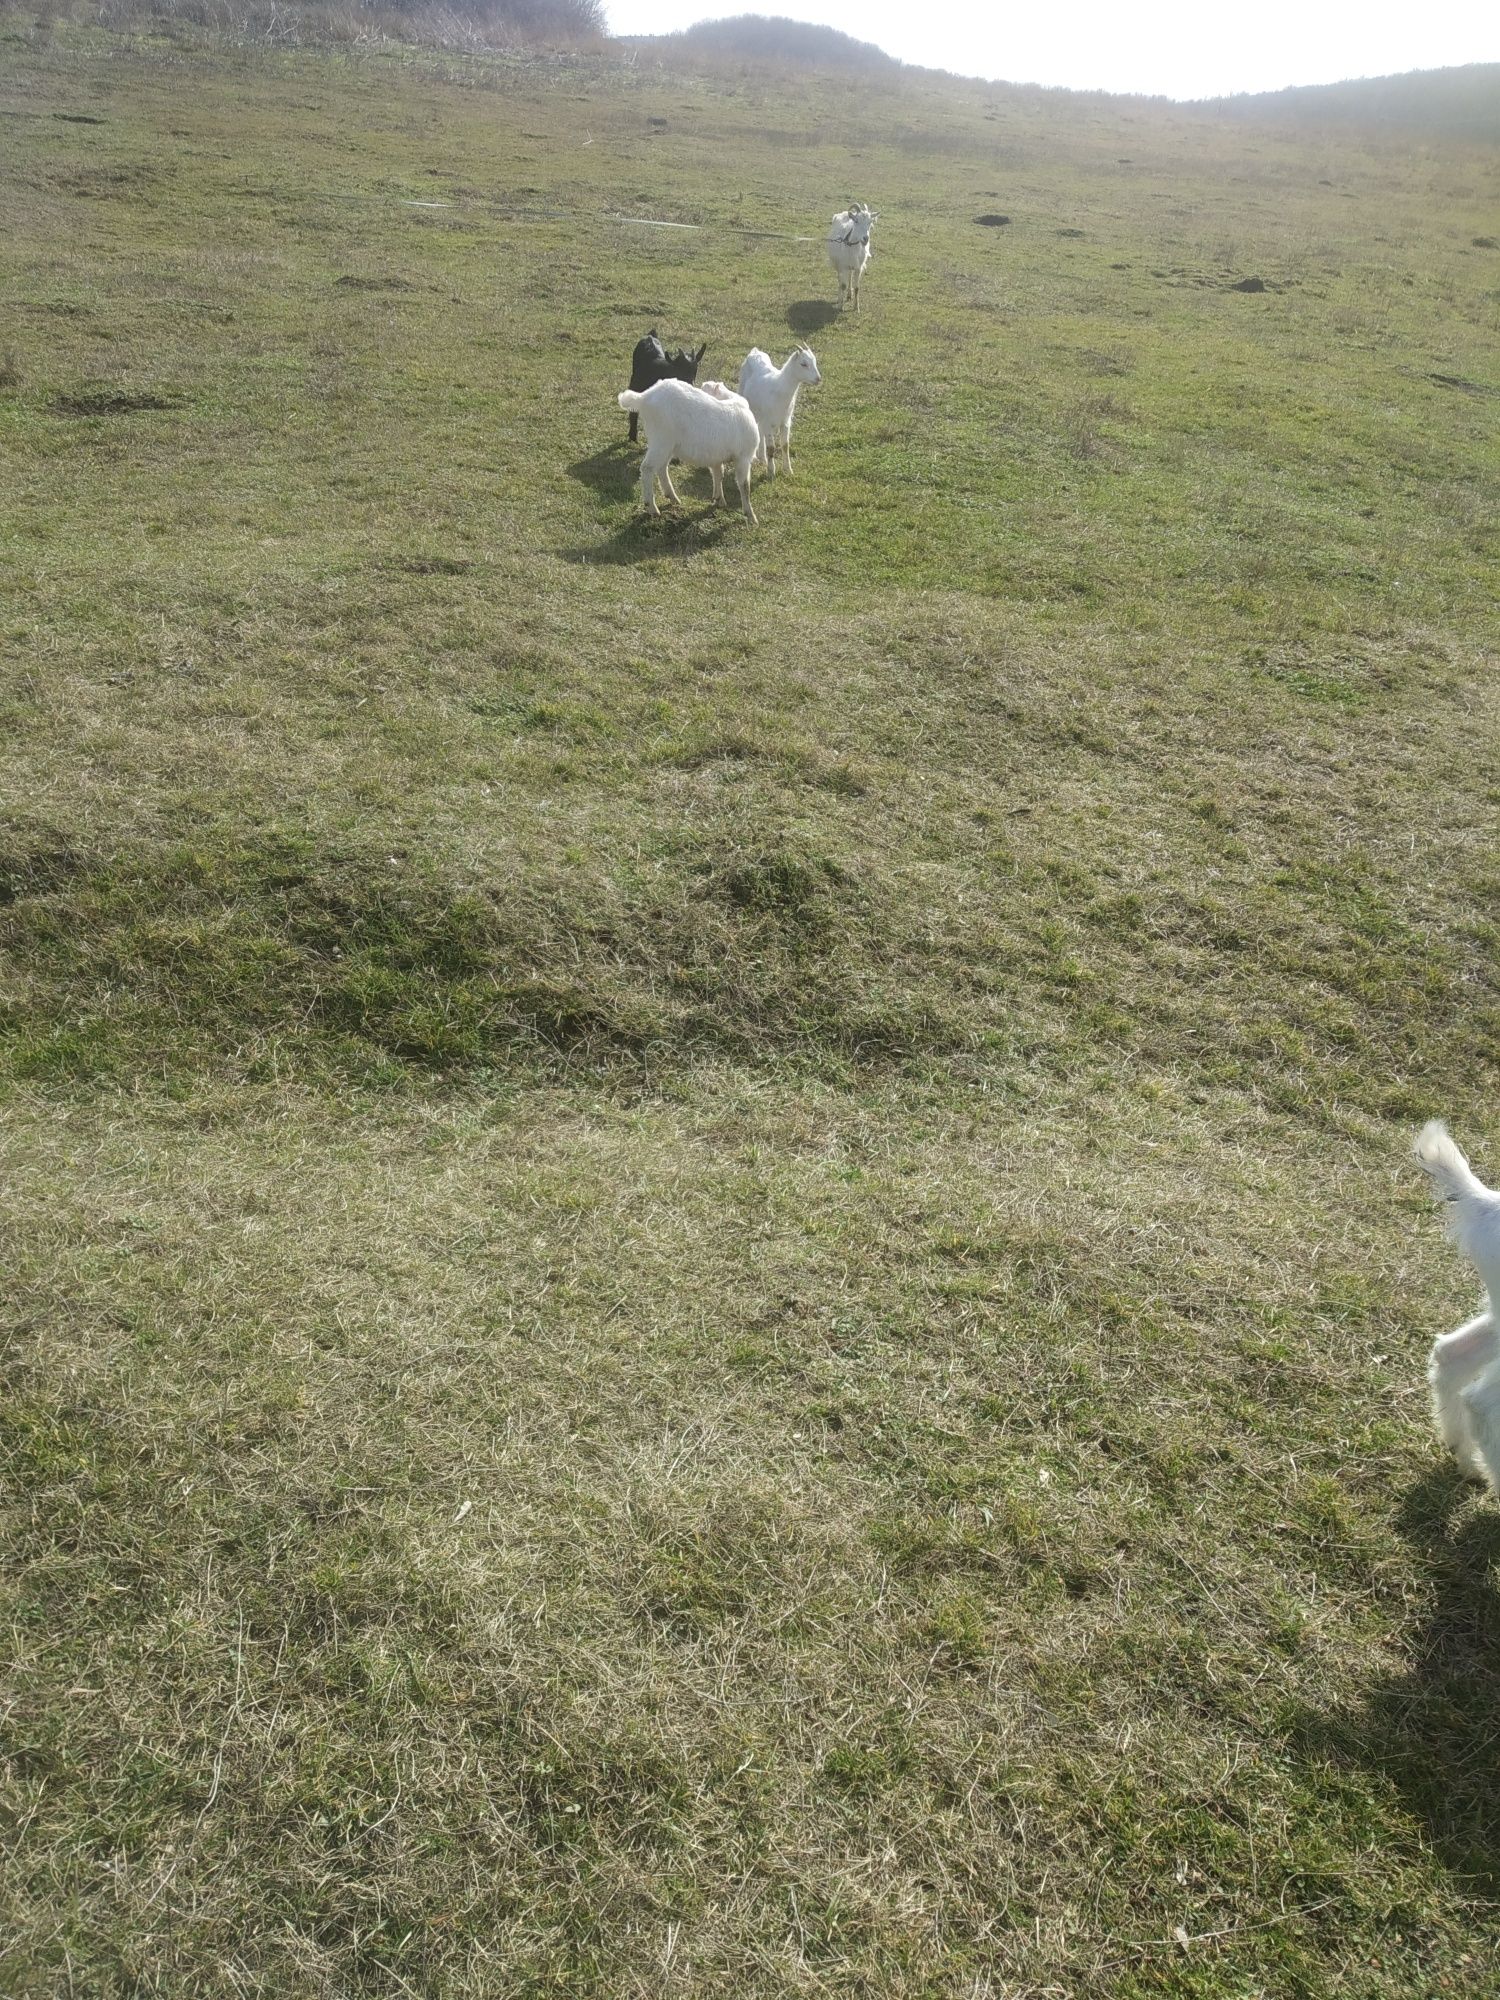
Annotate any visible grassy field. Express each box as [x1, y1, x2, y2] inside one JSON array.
[[3, 16, 1500, 1995]]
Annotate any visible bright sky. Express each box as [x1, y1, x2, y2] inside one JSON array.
[[605, 0, 1497, 100]]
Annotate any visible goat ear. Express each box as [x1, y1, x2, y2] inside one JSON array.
[[695, 342, 707, 363]]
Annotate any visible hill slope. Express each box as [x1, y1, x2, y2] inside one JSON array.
[[624, 12, 898, 71], [1208, 60, 1500, 141], [3, 26, 1500, 1998]]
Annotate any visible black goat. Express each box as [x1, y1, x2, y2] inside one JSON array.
[[626, 332, 706, 441]]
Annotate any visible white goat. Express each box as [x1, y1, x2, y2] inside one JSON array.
[[616, 378, 759, 523], [1415, 1122, 1500, 1493], [828, 202, 876, 311], [736, 346, 821, 477]]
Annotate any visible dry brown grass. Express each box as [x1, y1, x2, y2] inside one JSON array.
[[3, 24, 1500, 1996]]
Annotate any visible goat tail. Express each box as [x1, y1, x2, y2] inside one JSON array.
[[618, 391, 647, 412], [1415, 1121, 1487, 1206]]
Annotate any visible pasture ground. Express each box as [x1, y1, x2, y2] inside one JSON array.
[[3, 18, 1500, 1994]]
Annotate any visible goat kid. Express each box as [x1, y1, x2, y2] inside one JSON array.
[[1415, 1120, 1500, 1491], [625, 332, 706, 443], [616, 378, 759, 523], [736, 346, 821, 477]]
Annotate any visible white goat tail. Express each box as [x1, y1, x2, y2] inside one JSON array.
[[1414, 1120, 1485, 1205]]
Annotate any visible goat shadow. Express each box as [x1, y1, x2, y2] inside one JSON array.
[[557, 517, 738, 567], [557, 506, 739, 568], [1289, 1463, 1500, 1896], [567, 440, 637, 500], [787, 299, 840, 338], [563, 440, 749, 564]]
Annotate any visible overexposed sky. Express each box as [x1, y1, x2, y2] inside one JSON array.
[[605, 0, 1497, 100]]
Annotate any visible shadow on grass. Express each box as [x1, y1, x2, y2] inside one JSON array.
[[1294, 1463, 1500, 1895], [787, 299, 840, 337], [567, 439, 637, 499], [563, 445, 749, 564], [558, 507, 740, 567]]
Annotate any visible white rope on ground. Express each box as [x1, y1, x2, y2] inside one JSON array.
[[257, 187, 822, 238], [612, 215, 824, 242]]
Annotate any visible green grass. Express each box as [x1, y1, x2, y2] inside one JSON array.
[[3, 16, 1500, 1995]]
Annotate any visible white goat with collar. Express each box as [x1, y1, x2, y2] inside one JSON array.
[[828, 202, 876, 311]]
